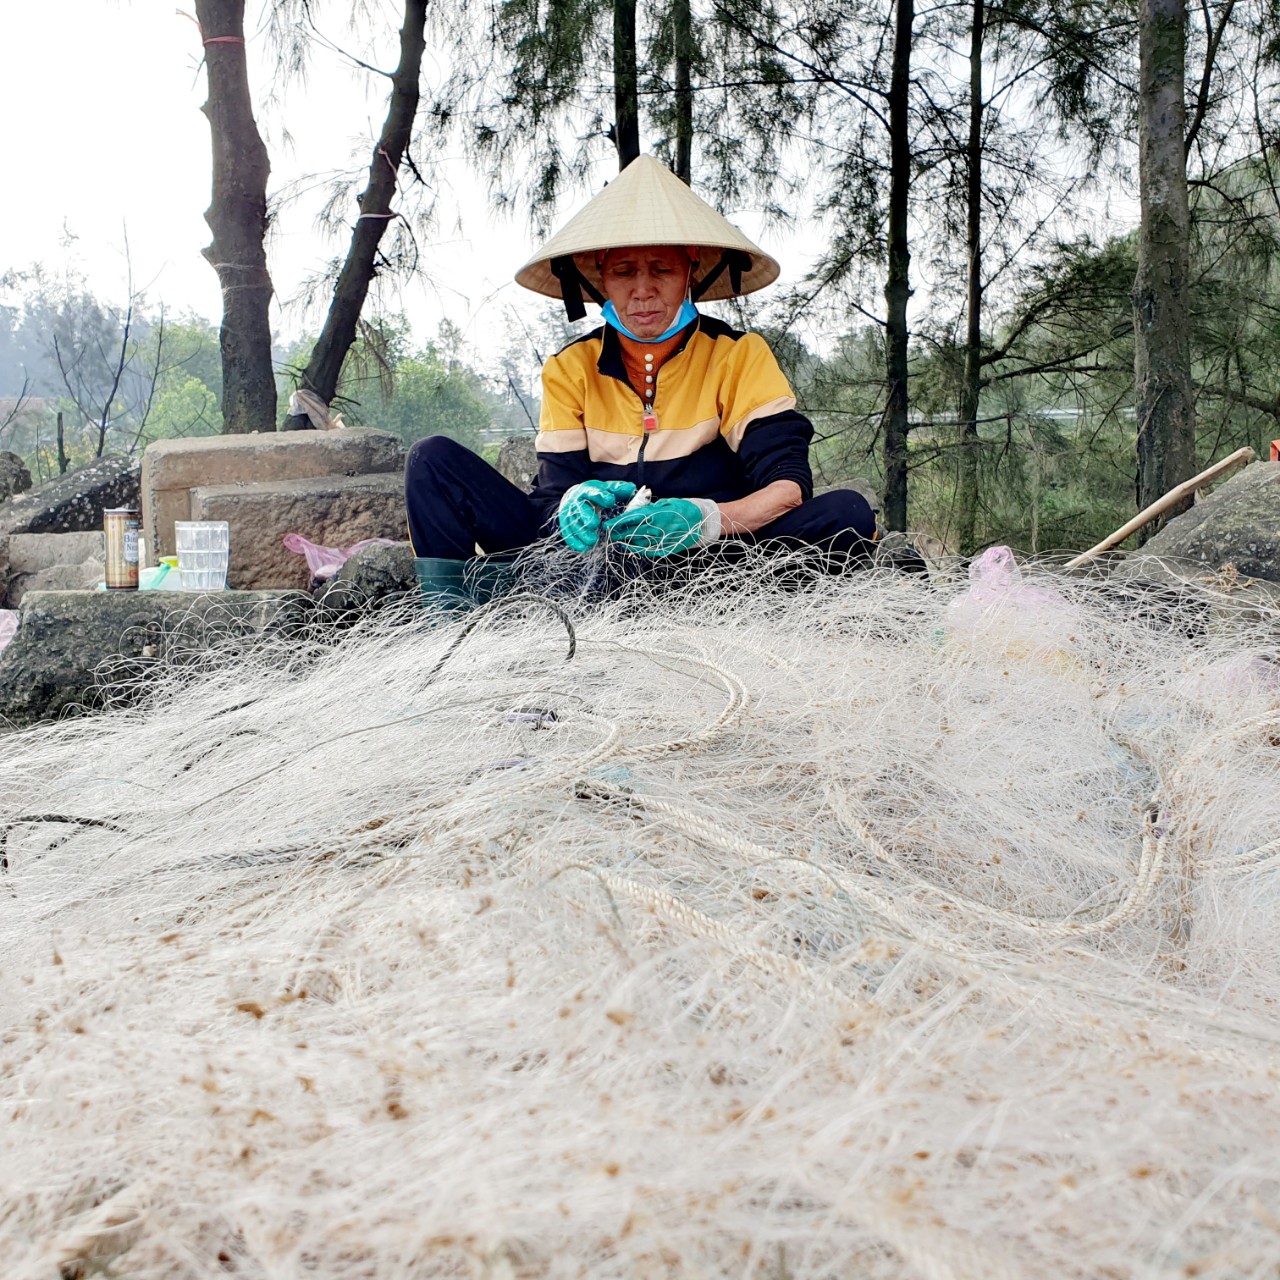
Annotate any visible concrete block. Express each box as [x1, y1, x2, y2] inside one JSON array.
[[189, 472, 406, 591], [141, 428, 404, 561], [2, 532, 106, 607], [7, 561, 105, 607], [8, 532, 105, 572]]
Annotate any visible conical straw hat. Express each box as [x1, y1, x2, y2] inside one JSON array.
[[515, 155, 780, 302]]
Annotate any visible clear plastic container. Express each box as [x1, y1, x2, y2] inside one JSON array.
[[174, 521, 230, 591]]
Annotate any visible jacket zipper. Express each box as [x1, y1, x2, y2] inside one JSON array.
[[638, 392, 658, 491], [622, 341, 664, 491]]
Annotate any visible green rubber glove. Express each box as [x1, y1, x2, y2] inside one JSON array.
[[557, 480, 637, 552], [603, 497, 721, 558]]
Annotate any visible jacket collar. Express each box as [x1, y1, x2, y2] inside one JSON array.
[[597, 315, 700, 383]]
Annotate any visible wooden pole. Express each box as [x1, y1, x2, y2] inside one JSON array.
[[1065, 446, 1256, 569]]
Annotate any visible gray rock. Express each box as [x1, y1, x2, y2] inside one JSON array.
[[0, 454, 140, 536], [1138, 461, 1280, 585], [313, 541, 417, 613], [1103, 552, 1280, 640], [0, 452, 31, 502], [495, 436, 538, 494], [873, 530, 930, 576], [0, 588, 312, 728], [849, 478, 880, 513]]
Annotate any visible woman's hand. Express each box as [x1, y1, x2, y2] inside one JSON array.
[[557, 480, 637, 552], [603, 498, 721, 557]]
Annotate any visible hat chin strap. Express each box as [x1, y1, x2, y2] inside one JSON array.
[[552, 249, 754, 319], [691, 249, 753, 302], [550, 256, 606, 322]]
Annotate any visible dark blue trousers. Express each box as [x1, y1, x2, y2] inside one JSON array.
[[405, 435, 876, 562]]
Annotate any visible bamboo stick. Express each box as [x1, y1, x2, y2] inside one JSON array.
[[1065, 446, 1257, 570]]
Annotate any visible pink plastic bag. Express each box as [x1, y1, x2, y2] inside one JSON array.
[[283, 534, 397, 581], [946, 545, 1077, 652], [0, 609, 18, 656], [965, 545, 1062, 607]]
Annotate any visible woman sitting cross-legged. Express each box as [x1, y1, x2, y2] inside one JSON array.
[[405, 155, 879, 592]]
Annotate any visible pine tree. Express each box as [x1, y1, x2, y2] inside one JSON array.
[[194, 0, 276, 433], [288, 0, 429, 416], [1134, 0, 1196, 527]]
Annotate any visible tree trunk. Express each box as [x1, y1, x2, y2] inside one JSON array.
[[883, 0, 914, 532], [195, 0, 277, 435], [1134, 0, 1195, 533], [613, 0, 641, 169], [56, 411, 68, 476], [956, 0, 984, 555], [672, 0, 693, 183], [288, 0, 428, 420]]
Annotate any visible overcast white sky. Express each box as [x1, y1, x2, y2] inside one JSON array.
[[0, 2, 1139, 373], [0, 1, 818, 361], [0, 4, 516, 341]]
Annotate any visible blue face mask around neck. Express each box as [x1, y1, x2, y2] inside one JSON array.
[[601, 298, 699, 344]]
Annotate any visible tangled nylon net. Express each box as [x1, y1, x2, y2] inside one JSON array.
[[1, 546, 1278, 1279]]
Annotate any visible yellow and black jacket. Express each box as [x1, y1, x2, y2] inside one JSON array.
[[531, 314, 813, 522]]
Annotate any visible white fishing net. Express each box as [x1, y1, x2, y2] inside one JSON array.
[[1, 546, 1278, 1279]]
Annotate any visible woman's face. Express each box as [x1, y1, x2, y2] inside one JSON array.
[[599, 245, 693, 339]]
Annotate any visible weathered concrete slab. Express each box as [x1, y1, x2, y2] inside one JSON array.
[[2, 533, 106, 606], [189, 472, 406, 591], [8, 532, 105, 572], [0, 588, 311, 728], [7, 562, 106, 607], [141, 428, 404, 561]]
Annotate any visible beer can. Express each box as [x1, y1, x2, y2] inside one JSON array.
[[104, 508, 140, 590]]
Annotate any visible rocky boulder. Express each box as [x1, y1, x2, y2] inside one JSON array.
[[0, 452, 31, 502], [1139, 461, 1280, 585], [873, 530, 930, 576], [0, 454, 140, 536], [495, 436, 538, 494], [0, 588, 313, 728], [314, 540, 417, 613], [816, 478, 881, 514]]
